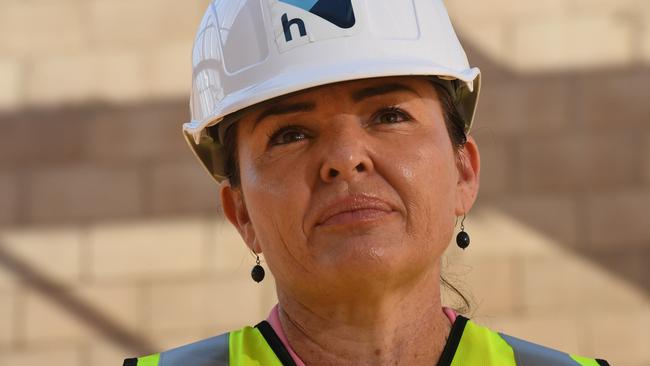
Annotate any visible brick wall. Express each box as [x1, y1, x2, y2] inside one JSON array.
[[0, 1, 649, 365]]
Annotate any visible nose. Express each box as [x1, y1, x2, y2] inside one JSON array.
[[319, 124, 374, 183]]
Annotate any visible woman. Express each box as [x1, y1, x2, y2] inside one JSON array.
[[125, 0, 609, 365]]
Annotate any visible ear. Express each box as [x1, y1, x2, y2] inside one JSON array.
[[220, 180, 262, 253], [455, 135, 481, 216]]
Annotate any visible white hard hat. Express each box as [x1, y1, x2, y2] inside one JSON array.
[[184, 0, 481, 182]]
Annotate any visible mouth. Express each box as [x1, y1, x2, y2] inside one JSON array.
[[316, 194, 395, 228]]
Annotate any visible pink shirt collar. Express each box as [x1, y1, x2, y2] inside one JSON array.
[[266, 304, 457, 365]]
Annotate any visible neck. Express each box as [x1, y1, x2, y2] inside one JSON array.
[[277, 272, 451, 366]]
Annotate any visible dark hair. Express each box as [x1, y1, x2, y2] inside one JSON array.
[[209, 79, 472, 313]]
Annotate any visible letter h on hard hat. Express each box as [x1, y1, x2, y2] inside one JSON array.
[[183, 0, 481, 182]]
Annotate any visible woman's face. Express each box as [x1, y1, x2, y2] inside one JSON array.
[[221, 76, 480, 300]]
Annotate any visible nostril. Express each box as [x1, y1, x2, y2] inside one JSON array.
[[329, 169, 339, 178], [355, 163, 365, 173]]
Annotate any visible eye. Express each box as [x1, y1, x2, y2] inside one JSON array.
[[268, 125, 308, 146], [374, 107, 411, 125]]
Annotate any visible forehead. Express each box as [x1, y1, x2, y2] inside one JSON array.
[[264, 75, 435, 105], [231, 76, 438, 131]]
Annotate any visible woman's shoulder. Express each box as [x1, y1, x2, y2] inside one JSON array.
[[444, 316, 610, 366], [122, 323, 287, 366], [123, 330, 231, 366]]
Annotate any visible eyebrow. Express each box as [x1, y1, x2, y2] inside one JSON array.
[[253, 101, 316, 131], [251, 83, 420, 132], [351, 83, 421, 102]]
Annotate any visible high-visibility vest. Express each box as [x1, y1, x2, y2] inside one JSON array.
[[123, 316, 609, 366]]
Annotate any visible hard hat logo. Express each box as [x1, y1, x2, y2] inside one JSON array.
[[279, 0, 355, 29], [272, 0, 358, 53]]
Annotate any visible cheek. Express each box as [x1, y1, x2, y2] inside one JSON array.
[[239, 150, 311, 252], [382, 133, 458, 241]]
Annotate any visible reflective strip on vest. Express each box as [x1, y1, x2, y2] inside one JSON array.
[[500, 333, 584, 366], [133, 333, 229, 366], [448, 316, 607, 366]]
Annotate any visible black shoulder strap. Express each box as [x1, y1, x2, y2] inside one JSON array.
[[255, 320, 298, 366], [123, 358, 138, 366], [436, 315, 469, 366]]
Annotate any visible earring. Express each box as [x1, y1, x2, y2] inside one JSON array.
[[456, 214, 470, 250], [251, 254, 265, 283]]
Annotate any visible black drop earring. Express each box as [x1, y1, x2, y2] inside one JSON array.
[[251, 254, 265, 283], [456, 214, 470, 250]]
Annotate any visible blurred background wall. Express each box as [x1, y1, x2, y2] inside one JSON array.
[[0, 0, 648, 365]]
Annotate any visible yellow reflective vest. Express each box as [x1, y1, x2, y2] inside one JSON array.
[[123, 316, 609, 366]]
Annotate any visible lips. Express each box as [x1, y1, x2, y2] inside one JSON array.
[[315, 194, 394, 227]]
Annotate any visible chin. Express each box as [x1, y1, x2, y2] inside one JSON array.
[[316, 236, 435, 288]]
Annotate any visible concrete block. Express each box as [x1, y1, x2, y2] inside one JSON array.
[[85, 101, 189, 162], [645, 135, 650, 184], [89, 0, 163, 47], [446, 0, 565, 21], [148, 280, 215, 333], [0, 110, 86, 168], [583, 248, 649, 292], [155, 0, 209, 41], [0, 1, 85, 57], [27, 164, 142, 223], [0, 265, 16, 291], [512, 15, 633, 71], [88, 0, 204, 46], [26, 53, 96, 106], [0, 290, 15, 346], [576, 72, 650, 130], [520, 254, 647, 315], [148, 276, 271, 335], [0, 227, 83, 284], [476, 77, 570, 137], [566, 0, 643, 14], [26, 49, 146, 105], [486, 195, 579, 246], [206, 276, 269, 329], [644, 9, 650, 63], [89, 341, 132, 366], [587, 309, 650, 366], [93, 49, 147, 102], [452, 21, 509, 66], [0, 347, 80, 366], [89, 219, 206, 279], [585, 192, 650, 247], [23, 284, 139, 343], [518, 133, 641, 193], [471, 138, 511, 196], [461, 257, 519, 316], [148, 42, 192, 99], [150, 161, 220, 215], [0, 171, 17, 225], [0, 59, 21, 110]]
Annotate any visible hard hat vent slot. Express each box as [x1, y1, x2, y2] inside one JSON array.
[[216, 0, 269, 74]]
